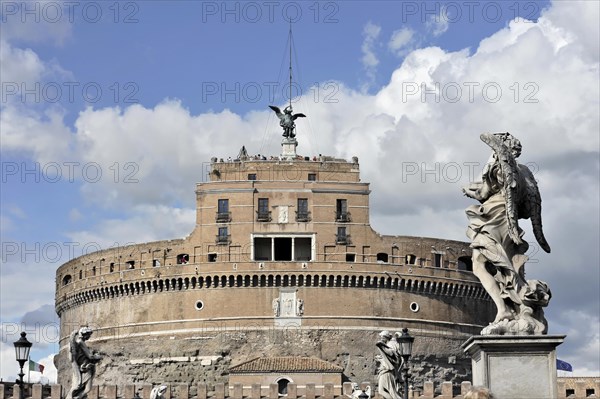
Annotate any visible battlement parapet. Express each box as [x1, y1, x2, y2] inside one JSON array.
[[0, 381, 475, 399], [3, 379, 599, 399]]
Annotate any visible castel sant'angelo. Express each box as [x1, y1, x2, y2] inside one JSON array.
[[54, 106, 495, 391], [54, 34, 495, 389]]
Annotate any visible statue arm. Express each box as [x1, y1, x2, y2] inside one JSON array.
[[375, 341, 396, 357], [77, 338, 102, 361], [462, 182, 485, 202]]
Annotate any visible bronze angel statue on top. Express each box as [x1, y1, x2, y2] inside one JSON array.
[[463, 132, 552, 335], [269, 105, 306, 138]]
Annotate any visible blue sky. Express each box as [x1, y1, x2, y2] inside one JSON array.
[[1, 0, 599, 383]]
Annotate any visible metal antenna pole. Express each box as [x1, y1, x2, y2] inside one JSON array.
[[289, 18, 292, 110]]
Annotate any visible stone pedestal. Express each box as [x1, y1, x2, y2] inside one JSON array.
[[281, 137, 298, 160], [462, 335, 566, 399]]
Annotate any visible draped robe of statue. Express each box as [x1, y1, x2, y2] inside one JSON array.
[[376, 337, 403, 399]]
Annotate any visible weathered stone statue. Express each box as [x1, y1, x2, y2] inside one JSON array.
[[375, 331, 403, 399], [348, 383, 372, 399], [272, 298, 280, 317], [463, 132, 552, 335], [296, 299, 304, 316], [268, 105, 306, 138], [66, 327, 103, 399], [150, 385, 168, 399]]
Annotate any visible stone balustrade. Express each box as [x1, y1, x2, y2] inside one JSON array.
[[2, 380, 598, 399], [2, 382, 467, 399]]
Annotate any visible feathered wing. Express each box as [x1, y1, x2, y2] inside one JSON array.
[[69, 330, 79, 361], [292, 113, 306, 120], [268, 105, 283, 120], [518, 164, 551, 253], [480, 133, 523, 246]]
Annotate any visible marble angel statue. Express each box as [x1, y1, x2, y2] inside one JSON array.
[[463, 132, 552, 335]]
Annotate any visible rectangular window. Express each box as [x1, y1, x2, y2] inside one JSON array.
[[434, 253, 442, 267], [296, 198, 309, 222], [208, 253, 217, 262], [257, 198, 270, 221], [218, 199, 229, 213], [336, 226, 349, 244], [248, 173, 257, 180], [295, 237, 312, 261], [254, 237, 272, 261], [308, 173, 316, 181], [216, 199, 230, 222], [217, 227, 229, 245], [336, 199, 350, 222]]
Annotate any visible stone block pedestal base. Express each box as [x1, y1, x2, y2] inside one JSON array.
[[462, 335, 566, 399], [281, 138, 298, 160]]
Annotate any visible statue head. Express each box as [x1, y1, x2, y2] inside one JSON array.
[[284, 105, 292, 114], [78, 326, 93, 339], [378, 330, 392, 341]]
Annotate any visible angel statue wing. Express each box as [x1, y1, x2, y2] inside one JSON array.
[[518, 163, 551, 253], [269, 105, 306, 120], [292, 112, 306, 120], [480, 133, 551, 253], [268, 105, 284, 120]]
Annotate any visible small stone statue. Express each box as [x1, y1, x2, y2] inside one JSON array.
[[268, 105, 306, 138], [150, 385, 168, 399], [66, 327, 103, 399], [463, 132, 552, 335], [272, 298, 280, 317], [375, 331, 403, 399], [296, 299, 304, 316], [347, 383, 372, 399]]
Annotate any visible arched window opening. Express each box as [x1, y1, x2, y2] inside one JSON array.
[[377, 253, 389, 263], [277, 378, 291, 395], [177, 253, 189, 264], [457, 256, 473, 272], [62, 275, 72, 286]]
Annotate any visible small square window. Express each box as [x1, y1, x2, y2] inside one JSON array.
[[248, 173, 257, 180], [208, 253, 217, 262], [308, 173, 316, 181], [346, 253, 356, 262]]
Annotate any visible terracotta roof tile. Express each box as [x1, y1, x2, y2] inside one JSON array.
[[229, 357, 344, 373]]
